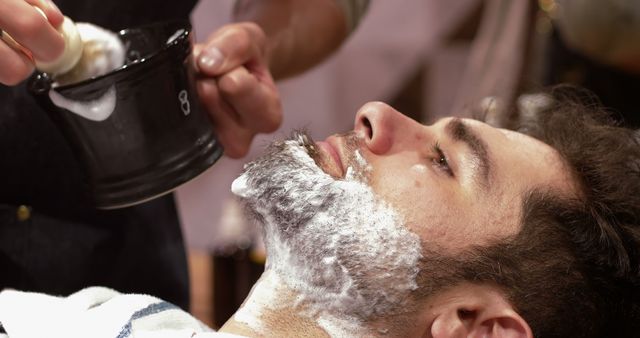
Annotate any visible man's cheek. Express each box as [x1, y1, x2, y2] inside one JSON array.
[[369, 171, 424, 206]]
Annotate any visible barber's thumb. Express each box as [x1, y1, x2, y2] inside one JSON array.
[[196, 44, 225, 75], [40, 0, 65, 28]]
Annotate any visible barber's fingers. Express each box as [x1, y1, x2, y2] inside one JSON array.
[[195, 22, 267, 77], [0, 36, 34, 85], [0, 0, 65, 62], [218, 66, 282, 134], [198, 78, 255, 158], [29, 0, 64, 27], [193, 22, 282, 158]]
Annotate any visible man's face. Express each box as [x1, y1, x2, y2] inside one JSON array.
[[316, 102, 576, 252], [231, 101, 576, 335]]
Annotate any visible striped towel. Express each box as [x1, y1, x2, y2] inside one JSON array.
[[0, 287, 245, 338]]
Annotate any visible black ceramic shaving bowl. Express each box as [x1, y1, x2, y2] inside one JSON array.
[[28, 20, 223, 209]]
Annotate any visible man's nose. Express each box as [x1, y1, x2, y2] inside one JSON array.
[[354, 101, 412, 155]]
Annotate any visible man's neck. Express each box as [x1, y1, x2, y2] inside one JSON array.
[[218, 270, 329, 337]]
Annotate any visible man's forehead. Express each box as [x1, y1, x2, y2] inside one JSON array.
[[496, 127, 565, 165], [496, 127, 580, 199], [448, 118, 575, 194], [434, 117, 554, 153], [497, 127, 538, 144], [432, 117, 496, 133]]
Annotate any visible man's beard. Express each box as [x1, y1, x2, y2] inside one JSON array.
[[232, 131, 423, 325]]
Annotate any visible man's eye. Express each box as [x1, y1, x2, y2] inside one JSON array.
[[431, 142, 454, 177]]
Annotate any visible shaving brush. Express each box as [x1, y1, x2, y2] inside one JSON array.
[[2, 7, 124, 85], [0, 6, 83, 75], [52, 23, 126, 86], [34, 14, 84, 75]]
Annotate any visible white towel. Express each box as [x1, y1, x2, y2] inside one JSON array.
[[0, 287, 245, 338]]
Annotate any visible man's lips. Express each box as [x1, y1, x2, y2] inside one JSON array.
[[315, 138, 345, 178]]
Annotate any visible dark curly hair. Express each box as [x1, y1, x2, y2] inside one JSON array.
[[410, 86, 640, 338], [510, 86, 640, 337]]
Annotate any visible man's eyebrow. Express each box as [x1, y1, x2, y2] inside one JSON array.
[[445, 118, 492, 189]]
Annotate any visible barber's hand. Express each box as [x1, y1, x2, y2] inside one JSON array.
[[194, 22, 282, 158], [0, 0, 65, 85]]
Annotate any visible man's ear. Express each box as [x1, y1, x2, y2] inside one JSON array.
[[428, 284, 533, 338]]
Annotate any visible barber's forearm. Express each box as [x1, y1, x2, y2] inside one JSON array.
[[233, 0, 349, 79]]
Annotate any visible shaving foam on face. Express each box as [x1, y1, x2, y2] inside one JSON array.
[[232, 134, 423, 336], [232, 270, 284, 331], [411, 164, 427, 174]]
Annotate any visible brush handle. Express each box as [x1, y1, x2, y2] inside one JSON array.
[[0, 6, 83, 75]]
